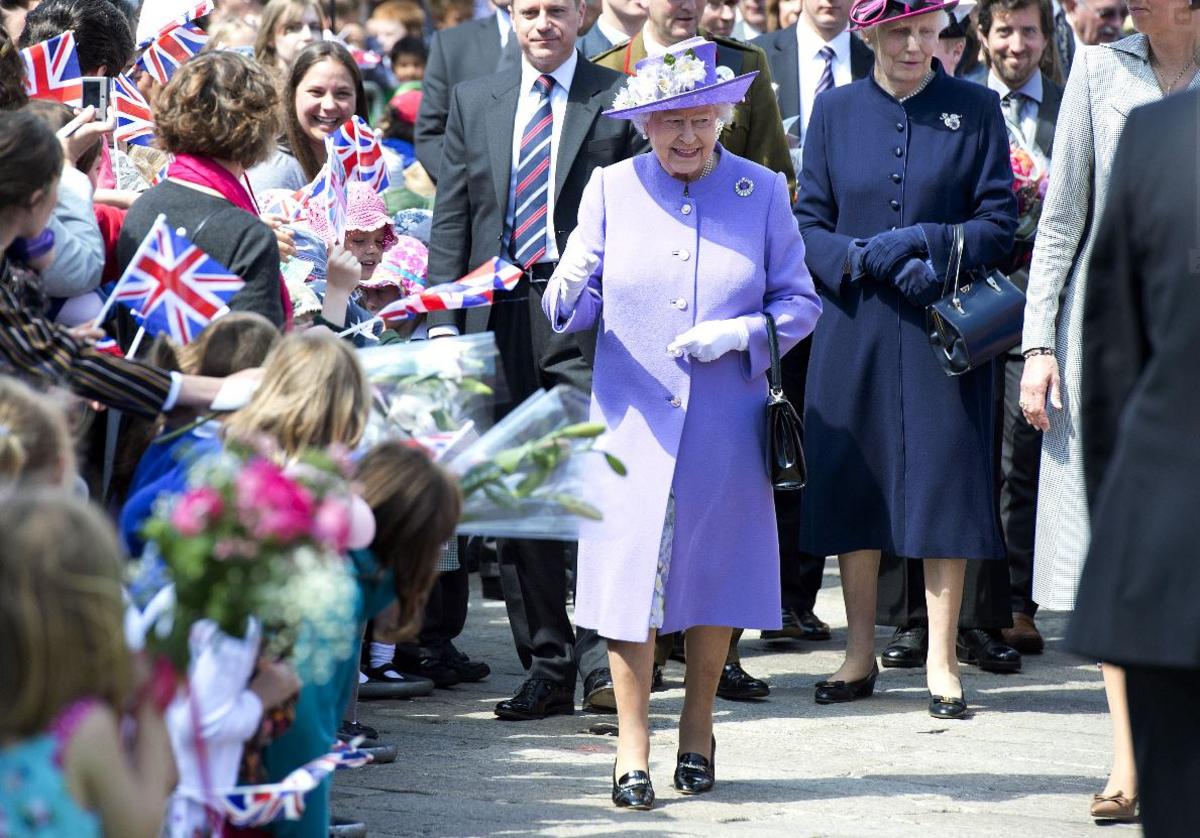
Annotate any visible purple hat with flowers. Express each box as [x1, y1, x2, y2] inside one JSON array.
[[849, 0, 959, 30], [603, 37, 758, 119]]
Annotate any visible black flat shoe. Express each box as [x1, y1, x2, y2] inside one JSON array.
[[928, 692, 968, 719], [673, 737, 716, 794], [956, 628, 1021, 673], [881, 624, 928, 669], [612, 764, 655, 810], [716, 662, 770, 700], [814, 662, 879, 704]]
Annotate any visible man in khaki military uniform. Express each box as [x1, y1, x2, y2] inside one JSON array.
[[592, 0, 795, 196], [593, 0, 794, 700]]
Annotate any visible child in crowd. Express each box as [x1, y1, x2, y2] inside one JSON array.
[[357, 234, 427, 342], [429, 0, 473, 28], [205, 15, 259, 53], [0, 489, 176, 838], [390, 35, 426, 84], [0, 377, 74, 486], [367, 0, 425, 55]]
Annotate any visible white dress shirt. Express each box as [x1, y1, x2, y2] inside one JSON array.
[[797, 25, 852, 146], [988, 69, 1042, 148], [595, 16, 632, 47], [505, 51, 578, 264], [496, 6, 512, 49]]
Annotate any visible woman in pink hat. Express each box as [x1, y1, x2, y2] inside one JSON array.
[[544, 36, 821, 809]]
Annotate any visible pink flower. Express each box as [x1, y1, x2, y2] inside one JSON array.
[[312, 498, 352, 552], [235, 459, 316, 543], [170, 487, 224, 537]]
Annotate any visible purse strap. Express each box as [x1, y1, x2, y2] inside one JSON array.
[[765, 313, 783, 397], [944, 223, 965, 306]]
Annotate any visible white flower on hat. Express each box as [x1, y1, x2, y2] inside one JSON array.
[[611, 48, 711, 110]]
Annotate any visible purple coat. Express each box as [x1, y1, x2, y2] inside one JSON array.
[[544, 147, 822, 642]]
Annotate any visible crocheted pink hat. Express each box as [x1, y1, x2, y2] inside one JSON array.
[[359, 234, 428, 294], [306, 181, 397, 249]]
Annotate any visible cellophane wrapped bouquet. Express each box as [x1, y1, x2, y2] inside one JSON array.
[[357, 333, 503, 460], [137, 443, 361, 684], [447, 385, 626, 541], [1010, 139, 1050, 241]]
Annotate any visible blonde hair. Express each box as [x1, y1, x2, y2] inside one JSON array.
[[0, 490, 130, 738], [255, 0, 328, 69], [224, 329, 369, 455], [0, 377, 73, 486]]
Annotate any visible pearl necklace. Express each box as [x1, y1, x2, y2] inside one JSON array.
[[682, 151, 718, 196], [897, 71, 936, 103]]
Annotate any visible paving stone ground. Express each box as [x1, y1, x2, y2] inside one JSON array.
[[334, 569, 1135, 837]]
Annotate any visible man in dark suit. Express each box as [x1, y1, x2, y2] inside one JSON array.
[[1070, 86, 1200, 838], [414, 0, 516, 182], [877, 0, 1064, 674], [426, 0, 646, 721], [752, 0, 871, 652], [577, 0, 646, 57]]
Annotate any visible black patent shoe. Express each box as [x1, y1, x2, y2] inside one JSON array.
[[612, 764, 655, 810], [928, 692, 968, 719], [673, 737, 716, 795], [814, 662, 879, 704], [956, 628, 1021, 673], [881, 624, 928, 669], [494, 678, 575, 721], [716, 662, 770, 700]]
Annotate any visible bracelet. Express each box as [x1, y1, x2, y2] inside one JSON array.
[[1023, 347, 1054, 359]]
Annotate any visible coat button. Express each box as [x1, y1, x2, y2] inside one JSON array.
[[895, 122, 904, 131], [669, 396, 681, 408], [890, 199, 900, 211], [674, 249, 690, 261], [681, 203, 692, 215], [671, 298, 688, 310], [894, 147, 903, 157], [891, 173, 902, 183]]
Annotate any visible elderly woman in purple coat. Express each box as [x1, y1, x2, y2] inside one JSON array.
[[543, 37, 821, 811]]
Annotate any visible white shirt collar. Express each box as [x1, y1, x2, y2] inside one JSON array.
[[496, 7, 512, 48], [520, 48, 578, 93], [642, 24, 679, 56], [987, 68, 1043, 103], [595, 16, 631, 47], [796, 21, 850, 62]]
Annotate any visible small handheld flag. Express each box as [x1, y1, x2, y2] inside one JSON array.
[[20, 31, 82, 106], [137, 0, 214, 48], [375, 258, 522, 322], [136, 21, 209, 84], [331, 116, 390, 193], [112, 74, 155, 146]]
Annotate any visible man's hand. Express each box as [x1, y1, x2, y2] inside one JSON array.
[[1019, 354, 1061, 431]]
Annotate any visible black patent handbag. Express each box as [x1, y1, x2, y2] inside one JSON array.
[[765, 313, 806, 490], [926, 224, 1026, 376]]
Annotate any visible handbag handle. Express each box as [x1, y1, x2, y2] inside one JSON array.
[[943, 223, 966, 311], [765, 313, 783, 397]]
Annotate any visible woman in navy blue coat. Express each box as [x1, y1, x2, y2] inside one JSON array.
[[794, 0, 1017, 719]]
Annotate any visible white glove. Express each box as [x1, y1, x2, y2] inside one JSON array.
[[667, 318, 751, 363], [551, 235, 600, 309]]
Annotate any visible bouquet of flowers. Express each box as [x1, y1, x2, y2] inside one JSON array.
[[137, 444, 362, 684], [357, 333, 503, 460], [1010, 140, 1050, 240], [448, 385, 626, 540]]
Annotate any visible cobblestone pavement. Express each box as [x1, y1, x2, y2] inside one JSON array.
[[335, 571, 1134, 837]]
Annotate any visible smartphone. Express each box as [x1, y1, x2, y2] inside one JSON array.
[[81, 76, 110, 115]]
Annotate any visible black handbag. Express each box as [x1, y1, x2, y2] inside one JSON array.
[[765, 313, 806, 490], [926, 224, 1026, 376]]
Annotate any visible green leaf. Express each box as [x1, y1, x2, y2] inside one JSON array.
[[548, 493, 603, 520], [604, 453, 628, 476], [515, 467, 549, 498], [492, 446, 529, 474], [557, 422, 606, 439], [483, 483, 522, 510], [457, 378, 494, 396]]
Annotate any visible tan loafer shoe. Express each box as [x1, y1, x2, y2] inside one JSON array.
[[1001, 612, 1045, 654], [1090, 791, 1138, 822]]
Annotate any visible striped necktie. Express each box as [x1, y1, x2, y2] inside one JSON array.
[[511, 73, 555, 269], [815, 45, 836, 97]]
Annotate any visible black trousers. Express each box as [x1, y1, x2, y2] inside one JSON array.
[[1125, 664, 1200, 837], [417, 561, 470, 648], [876, 553, 1013, 629], [489, 266, 604, 687], [999, 349, 1041, 617]]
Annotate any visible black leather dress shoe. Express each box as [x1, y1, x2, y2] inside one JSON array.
[[881, 624, 928, 668], [716, 662, 770, 700], [760, 607, 832, 641], [651, 664, 665, 692], [956, 628, 1022, 673], [612, 765, 654, 810], [928, 692, 968, 719], [582, 668, 617, 713], [494, 678, 575, 721], [673, 737, 716, 794], [441, 642, 491, 682], [814, 662, 879, 704]]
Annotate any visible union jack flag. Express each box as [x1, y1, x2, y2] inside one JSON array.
[[92, 338, 125, 358], [257, 188, 306, 222], [300, 138, 347, 244], [110, 214, 244, 345], [219, 741, 371, 827], [112, 74, 155, 146], [136, 21, 209, 85], [376, 258, 522, 322], [137, 0, 214, 48], [331, 116, 390, 193], [20, 31, 82, 106]]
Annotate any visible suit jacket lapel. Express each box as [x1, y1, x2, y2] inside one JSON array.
[[488, 69, 522, 215], [555, 59, 606, 200], [1034, 74, 1062, 158], [773, 32, 800, 122]]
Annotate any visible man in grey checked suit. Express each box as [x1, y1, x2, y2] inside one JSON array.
[[426, 0, 646, 721]]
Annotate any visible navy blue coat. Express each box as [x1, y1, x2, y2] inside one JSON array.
[[795, 65, 1017, 560]]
